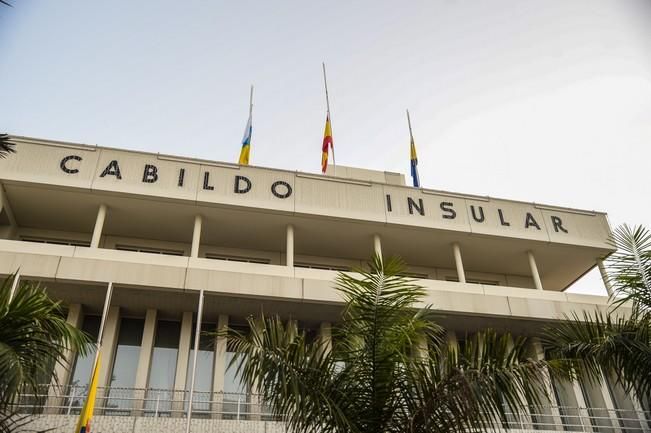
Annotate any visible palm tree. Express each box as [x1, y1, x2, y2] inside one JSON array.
[[222, 256, 552, 433], [0, 274, 91, 432], [544, 224, 651, 405], [0, 134, 15, 159]]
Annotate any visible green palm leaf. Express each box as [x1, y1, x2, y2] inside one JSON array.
[[0, 135, 16, 159], [217, 255, 551, 433], [0, 274, 92, 428]]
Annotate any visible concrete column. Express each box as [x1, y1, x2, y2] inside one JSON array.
[[373, 234, 382, 259], [577, 374, 623, 433], [211, 314, 228, 418], [98, 306, 120, 388], [452, 243, 466, 283], [96, 305, 120, 413], [597, 259, 614, 296], [46, 304, 83, 413], [286, 224, 294, 267], [132, 308, 157, 414], [505, 337, 533, 430], [527, 250, 544, 291], [190, 215, 202, 258], [172, 311, 193, 417], [90, 204, 107, 248], [571, 380, 596, 433], [529, 338, 563, 430], [0, 184, 18, 239], [319, 322, 332, 356]]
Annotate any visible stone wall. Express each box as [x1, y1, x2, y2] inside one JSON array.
[[23, 414, 287, 433]]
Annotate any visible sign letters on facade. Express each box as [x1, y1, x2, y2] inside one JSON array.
[[60, 155, 570, 234]]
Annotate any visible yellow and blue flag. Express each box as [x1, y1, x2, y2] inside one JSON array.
[[410, 136, 420, 188], [74, 354, 101, 433], [238, 112, 252, 165]]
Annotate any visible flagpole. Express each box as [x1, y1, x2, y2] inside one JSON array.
[[249, 85, 254, 117], [88, 282, 113, 405], [406, 109, 414, 142], [185, 289, 205, 433], [322, 62, 335, 173]]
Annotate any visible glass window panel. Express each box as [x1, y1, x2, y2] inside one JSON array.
[[107, 318, 144, 414], [66, 315, 100, 413], [223, 325, 249, 419], [145, 320, 180, 415], [185, 323, 214, 415]]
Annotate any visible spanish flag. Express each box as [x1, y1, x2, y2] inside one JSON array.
[[321, 114, 333, 173], [74, 355, 101, 433], [238, 112, 252, 165]]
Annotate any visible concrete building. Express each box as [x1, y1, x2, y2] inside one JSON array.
[[0, 136, 648, 432]]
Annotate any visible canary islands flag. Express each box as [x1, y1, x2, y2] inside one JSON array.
[[239, 112, 252, 165], [321, 114, 333, 173], [74, 354, 101, 433], [410, 136, 420, 188]]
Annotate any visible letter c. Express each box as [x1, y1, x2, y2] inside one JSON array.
[[60, 155, 82, 174]]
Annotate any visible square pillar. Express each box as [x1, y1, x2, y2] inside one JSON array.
[[286, 224, 294, 268], [132, 308, 157, 415], [46, 304, 83, 413], [211, 314, 228, 418], [97, 305, 120, 412], [172, 311, 193, 417], [528, 338, 563, 430], [319, 322, 332, 356]]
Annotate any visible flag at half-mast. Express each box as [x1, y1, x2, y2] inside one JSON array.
[[407, 110, 420, 188], [321, 113, 333, 173], [74, 354, 101, 433], [238, 86, 253, 165]]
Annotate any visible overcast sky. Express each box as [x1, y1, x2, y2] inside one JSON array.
[[1, 0, 650, 295]]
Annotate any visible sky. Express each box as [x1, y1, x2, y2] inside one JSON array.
[[1, 0, 650, 295]]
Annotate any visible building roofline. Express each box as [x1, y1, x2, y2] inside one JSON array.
[[8, 134, 609, 217]]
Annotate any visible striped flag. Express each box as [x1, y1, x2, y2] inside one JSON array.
[[407, 110, 420, 188], [410, 136, 420, 188], [321, 113, 333, 173], [238, 112, 252, 165], [74, 354, 101, 433]]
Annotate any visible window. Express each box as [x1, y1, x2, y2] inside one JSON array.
[[185, 322, 215, 417], [145, 321, 181, 415], [445, 276, 499, 286], [115, 245, 184, 256], [204, 253, 270, 264], [21, 236, 90, 247], [295, 262, 350, 272], [223, 325, 249, 419], [66, 315, 101, 414], [399, 271, 430, 279], [107, 318, 145, 414]]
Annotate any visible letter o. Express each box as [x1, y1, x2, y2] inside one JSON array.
[[271, 181, 292, 199]]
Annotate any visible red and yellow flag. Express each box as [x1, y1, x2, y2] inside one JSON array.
[[321, 113, 333, 173]]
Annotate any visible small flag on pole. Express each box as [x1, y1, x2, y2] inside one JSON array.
[[321, 63, 335, 174], [407, 110, 420, 188], [321, 113, 333, 173], [238, 86, 254, 165], [74, 354, 101, 433]]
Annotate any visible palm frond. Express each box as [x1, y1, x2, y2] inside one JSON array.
[[543, 310, 651, 398], [0, 274, 92, 416], [211, 255, 548, 433], [607, 224, 651, 315], [0, 135, 16, 159]]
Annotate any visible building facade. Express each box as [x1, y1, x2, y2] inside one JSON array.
[[0, 136, 648, 432]]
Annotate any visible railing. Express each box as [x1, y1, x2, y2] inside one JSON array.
[[14, 385, 651, 432]]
